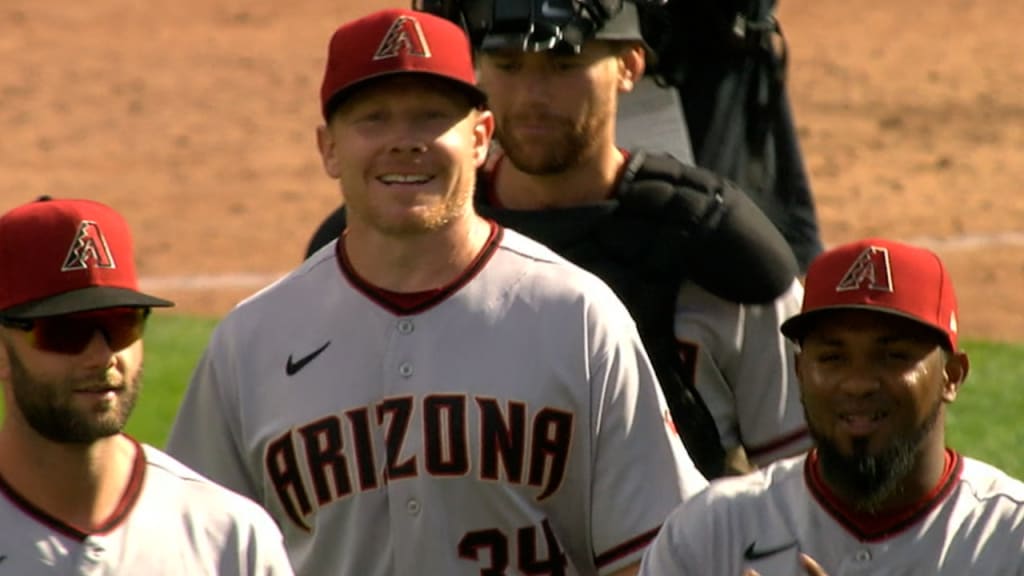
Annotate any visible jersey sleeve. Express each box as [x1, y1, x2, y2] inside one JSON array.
[[587, 290, 708, 575], [242, 502, 296, 575], [674, 279, 811, 467], [636, 500, 701, 576], [165, 320, 261, 502]]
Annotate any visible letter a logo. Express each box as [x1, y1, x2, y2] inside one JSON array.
[[835, 246, 893, 293], [373, 15, 432, 60], [62, 220, 117, 271]]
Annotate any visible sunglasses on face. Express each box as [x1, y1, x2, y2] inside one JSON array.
[[0, 308, 150, 355]]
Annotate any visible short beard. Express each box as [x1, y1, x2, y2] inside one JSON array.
[[497, 125, 582, 175], [810, 396, 943, 513], [347, 173, 474, 236], [7, 344, 141, 444], [495, 109, 609, 176]]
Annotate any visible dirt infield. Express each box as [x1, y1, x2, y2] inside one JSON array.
[[3, 0, 1023, 341]]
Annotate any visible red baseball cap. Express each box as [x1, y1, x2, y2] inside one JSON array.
[[320, 8, 486, 119], [0, 198, 174, 319], [780, 238, 959, 349]]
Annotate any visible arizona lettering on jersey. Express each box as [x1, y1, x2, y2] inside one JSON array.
[[266, 394, 574, 531], [167, 224, 706, 576], [641, 451, 1024, 575]]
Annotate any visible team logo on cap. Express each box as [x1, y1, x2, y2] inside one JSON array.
[[836, 246, 893, 293], [62, 220, 116, 271], [374, 15, 432, 60]]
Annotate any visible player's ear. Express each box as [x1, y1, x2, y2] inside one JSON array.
[[616, 42, 645, 93], [471, 109, 495, 167], [0, 336, 11, 382], [941, 349, 969, 402], [316, 123, 343, 180]]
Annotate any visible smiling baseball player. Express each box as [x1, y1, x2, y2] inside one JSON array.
[[306, 0, 812, 480], [639, 238, 1024, 576], [166, 8, 706, 576], [0, 198, 293, 575]]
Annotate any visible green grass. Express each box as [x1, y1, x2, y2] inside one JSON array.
[[3, 314, 1023, 480], [945, 340, 1024, 479], [124, 313, 219, 446]]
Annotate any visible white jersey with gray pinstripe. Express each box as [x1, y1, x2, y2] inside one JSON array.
[[167, 224, 707, 576], [0, 442, 293, 575], [641, 450, 1024, 576]]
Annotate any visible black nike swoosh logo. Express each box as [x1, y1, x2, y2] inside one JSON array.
[[285, 341, 331, 376], [744, 541, 798, 561]]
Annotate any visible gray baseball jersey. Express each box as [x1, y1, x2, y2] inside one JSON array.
[[478, 150, 811, 470], [166, 224, 707, 576], [673, 279, 811, 465], [0, 441, 293, 575], [640, 450, 1024, 575]]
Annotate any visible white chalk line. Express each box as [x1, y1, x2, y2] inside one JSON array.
[[904, 231, 1024, 252], [138, 231, 1024, 292], [140, 273, 285, 292]]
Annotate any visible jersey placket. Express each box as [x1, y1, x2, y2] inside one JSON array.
[[382, 315, 428, 575], [75, 534, 111, 576]]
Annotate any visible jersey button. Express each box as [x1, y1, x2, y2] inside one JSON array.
[[854, 549, 871, 562], [397, 319, 414, 334], [406, 498, 421, 516], [399, 362, 414, 377], [84, 542, 105, 562]]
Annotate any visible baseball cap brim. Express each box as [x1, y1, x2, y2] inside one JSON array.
[[1, 286, 174, 320], [323, 72, 487, 119], [780, 304, 953, 348]]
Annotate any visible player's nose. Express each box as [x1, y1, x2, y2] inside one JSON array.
[[835, 364, 883, 398], [520, 74, 553, 102], [387, 136, 429, 155]]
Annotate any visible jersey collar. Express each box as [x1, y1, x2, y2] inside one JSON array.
[[804, 447, 963, 542]]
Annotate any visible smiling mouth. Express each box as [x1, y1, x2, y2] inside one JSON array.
[[75, 385, 121, 395], [839, 411, 888, 434], [377, 174, 432, 185]]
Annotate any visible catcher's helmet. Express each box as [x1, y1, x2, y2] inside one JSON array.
[[413, 0, 656, 53]]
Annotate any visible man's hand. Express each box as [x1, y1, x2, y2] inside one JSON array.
[[798, 554, 828, 576]]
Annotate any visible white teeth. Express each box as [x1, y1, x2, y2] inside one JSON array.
[[379, 174, 430, 184]]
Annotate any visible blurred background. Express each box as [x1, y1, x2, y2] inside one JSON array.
[[2, 0, 1022, 340]]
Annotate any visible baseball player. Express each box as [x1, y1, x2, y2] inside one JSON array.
[[166, 9, 707, 576], [0, 198, 293, 574], [640, 238, 1024, 576], [307, 0, 811, 478]]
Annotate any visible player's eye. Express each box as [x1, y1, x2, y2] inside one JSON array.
[[552, 59, 583, 71], [813, 351, 843, 364], [354, 110, 388, 123], [881, 348, 919, 365], [489, 59, 521, 72], [2, 308, 148, 355], [416, 107, 457, 122]]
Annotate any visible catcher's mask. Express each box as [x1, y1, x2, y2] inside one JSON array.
[[413, 0, 656, 53]]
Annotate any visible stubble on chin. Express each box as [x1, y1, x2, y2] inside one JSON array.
[[495, 122, 582, 176], [7, 347, 142, 444], [808, 397, 943, 513]]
